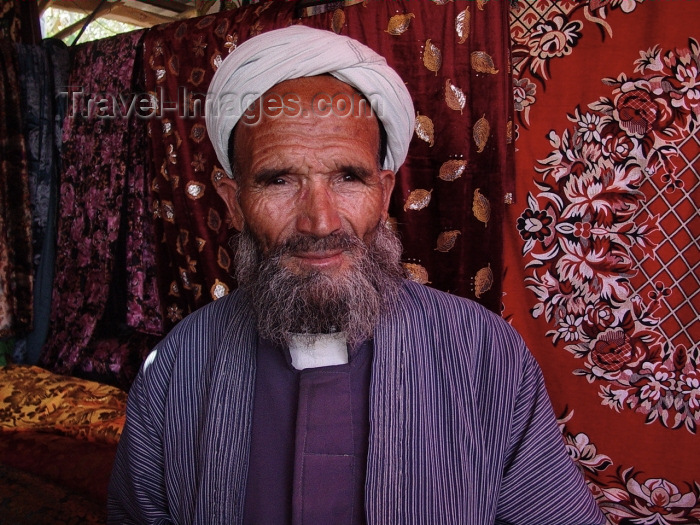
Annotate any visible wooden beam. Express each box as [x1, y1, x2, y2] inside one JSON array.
[[45, 0, 200, 37], [103, 4, 175, 27], [49, 0, 179, 35], [195, 0, 217, 16], [51, 13, 90, 40], [175, 7, 199, 19], [38, 0, 52, 15], [129, 0, 193, 14], [51, 0, 111, 41], [48, 0, 104, 14]]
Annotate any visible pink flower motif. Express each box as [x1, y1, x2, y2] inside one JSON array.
[[583, 302, 615, 333], [614, 89, 659, 137], [557, 314, 583, 342], [589, 330, 647, 372], [576, 112, 602, 142], [513, 77, 537, 111], [610, 0, 644, 14], [564, 432, 612, 473], [627, 477, 697, 516], [648, 281, 671, 302], [667, 53, 700, 110], [517, 208, 554, 241], [635, 362, 676, 404], [527, 15, 582, 60], [679, 371, 700, 413], [600, 132, 636, 163]]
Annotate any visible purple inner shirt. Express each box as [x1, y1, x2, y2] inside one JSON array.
[[243, 337, 371, 525]]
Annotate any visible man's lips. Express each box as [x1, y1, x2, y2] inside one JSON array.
[[290, 249, 345, 266]]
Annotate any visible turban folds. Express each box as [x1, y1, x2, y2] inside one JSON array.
[[205, 25, 415, 176]]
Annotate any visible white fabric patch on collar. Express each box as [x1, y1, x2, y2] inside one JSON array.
[[288, 332, 348, 370]]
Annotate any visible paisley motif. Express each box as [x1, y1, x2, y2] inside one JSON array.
[[473, 115, 490, 153], [471, 51, 499, 74], [438, 159, 467, 181], [404, 188, 433, 211], [445, 78, 466, 113], [415, 112, 435, 147], [186, 181, 205, 200], [473, 264, 493, 298], [217, 246, 231, 271], [331, 9, 345, 34], [403, 262, 431, 284], [436, 230, 461, 252], [456, 7, 470, 44], [210, 279, 229, 300], [423, 38, 442, 75], [385, 13, 415, 35], [472, 188, 490, 226]]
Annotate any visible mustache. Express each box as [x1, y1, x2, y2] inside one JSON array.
[[267, 230, 366, 258]]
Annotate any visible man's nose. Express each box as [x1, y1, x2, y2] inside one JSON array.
[[296, 182, 342, 237]]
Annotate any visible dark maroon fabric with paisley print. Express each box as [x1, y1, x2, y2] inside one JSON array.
[[143, 0, 514, 331]]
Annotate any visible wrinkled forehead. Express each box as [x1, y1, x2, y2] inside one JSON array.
[[228, 75, 387, 180]]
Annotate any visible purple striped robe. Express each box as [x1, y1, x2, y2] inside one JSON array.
[[108, 280, 604, 525]]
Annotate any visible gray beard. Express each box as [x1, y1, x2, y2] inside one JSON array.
[[233, 222, 404, 348]]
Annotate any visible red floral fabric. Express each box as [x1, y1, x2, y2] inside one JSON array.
[[505, 1, 700, 522], [143, 0, 514, 330]]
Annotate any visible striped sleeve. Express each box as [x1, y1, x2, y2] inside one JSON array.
[[495, 352, 604, 525], [107, 345, 174, 524]]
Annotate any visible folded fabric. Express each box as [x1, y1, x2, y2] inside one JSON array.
[[0, 364, 126, 444]]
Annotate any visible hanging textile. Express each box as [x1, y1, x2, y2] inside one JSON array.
[[0, 40, 33, 339], [505, 1, 700, 522], [0, 0, 21, 42], [11, 39, 70, 364], [0, 0, 40, 44], [143, 0, 513, 331], [39, 30, 163, 387]]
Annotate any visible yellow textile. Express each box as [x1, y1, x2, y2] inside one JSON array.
[[0, 364, 126, 444]]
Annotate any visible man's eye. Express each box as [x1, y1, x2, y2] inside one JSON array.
[[341, 173, 359, 183], [269, 177, 287, 185]]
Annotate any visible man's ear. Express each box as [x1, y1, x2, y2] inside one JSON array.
[[214, 176, 245, 231], [378, 169, 396, 221]]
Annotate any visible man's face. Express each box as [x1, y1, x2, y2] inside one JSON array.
[[217, 75, 396, 278]]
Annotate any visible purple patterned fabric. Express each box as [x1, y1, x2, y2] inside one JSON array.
[[39, 30, 163, 386]]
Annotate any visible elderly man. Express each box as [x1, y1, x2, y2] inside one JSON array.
[[108, 26, 604, 525]]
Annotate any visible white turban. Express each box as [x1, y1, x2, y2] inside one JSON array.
[[205, 25, 415, 177]]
